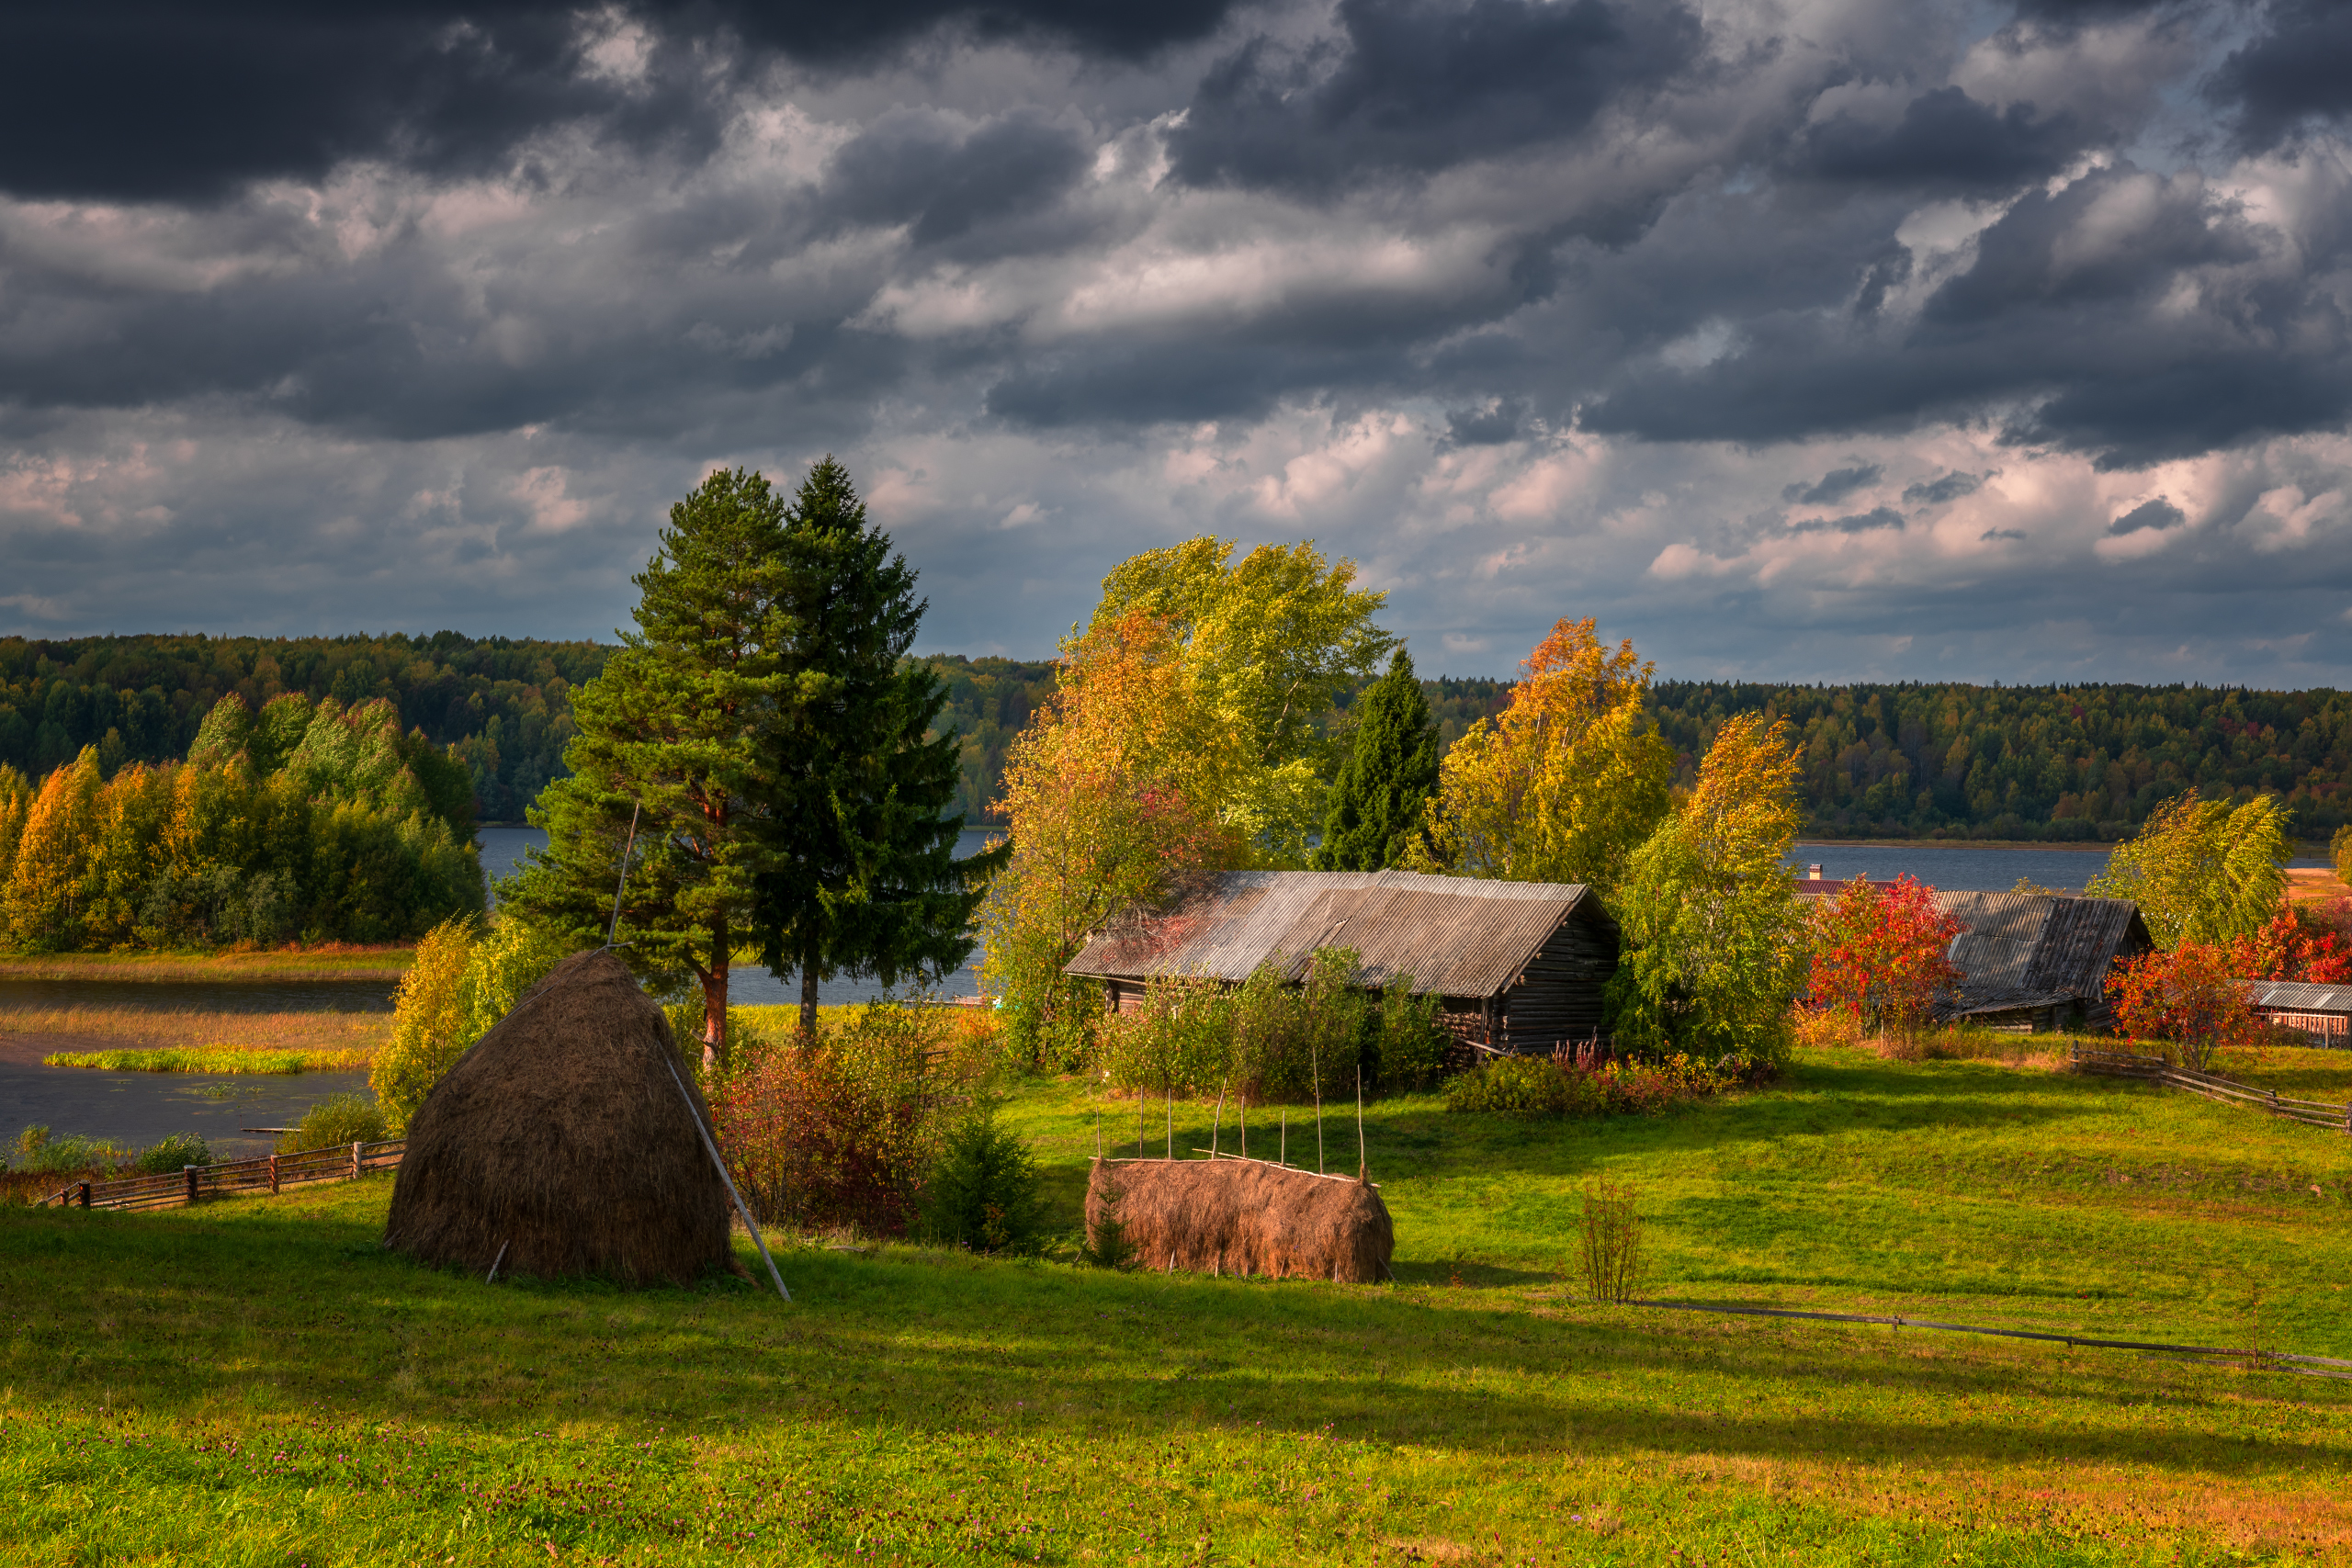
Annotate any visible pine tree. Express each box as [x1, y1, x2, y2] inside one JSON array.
[[1314, 648, 1440, 872], [501, 467, 793, 1069], [750, 458, 1008, 1038]]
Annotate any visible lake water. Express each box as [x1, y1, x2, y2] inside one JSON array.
[[1785, 841, 2331, 894], [477, 825, 1001, 1005]]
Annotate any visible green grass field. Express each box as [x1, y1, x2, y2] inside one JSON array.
[[6, 1044, 2352, 1565]]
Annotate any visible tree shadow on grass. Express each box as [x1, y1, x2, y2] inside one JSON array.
[[13, 1195, 2351, 1489]]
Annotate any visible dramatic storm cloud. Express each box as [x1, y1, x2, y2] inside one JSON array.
[[5, 0, 2352, 682]]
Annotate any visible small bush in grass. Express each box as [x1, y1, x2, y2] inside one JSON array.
[[9, 1125, 128, 1174], [131, 1133, 212, 1174], [921, 1106, 1046, 1254], [1446, 1055, 1585, 1115], [278, 1093, 388, 1154], [1579, 1179, 1645, 1303]]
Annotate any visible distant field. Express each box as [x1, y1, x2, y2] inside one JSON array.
[[6, 1044, 2352, 1563]]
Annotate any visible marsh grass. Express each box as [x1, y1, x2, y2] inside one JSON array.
[[6, 1046, 2352, 1563], [4, 1004, 389, 1073]]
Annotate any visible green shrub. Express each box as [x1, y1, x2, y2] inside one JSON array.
[[1445, 1055, 1589, 1115], [921, 1106, 1046, 1254], [279, 1093, 389, 1155], [1100, 947, 1370, 1104], [131, 1133, 213, 1174], [1374, 972, 1449, 1090], [9, 1124, 127, 1174]]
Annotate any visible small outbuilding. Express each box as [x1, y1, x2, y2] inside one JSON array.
[[2249, 979, 2352, 1045], [383, 948, 738, 1284], [1930, 891, 2154, 1032], [1061, 869, 1620, 1055]]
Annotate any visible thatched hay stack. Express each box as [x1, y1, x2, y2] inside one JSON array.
[[383, 949, 735, 1285], [1086, 1157, 1393, 1283]]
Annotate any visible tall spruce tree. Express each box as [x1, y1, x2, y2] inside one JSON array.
[[1313, 647, 1440, 872], [500, 467, 791, 1069], [752, 460, 1011, 1034], [751, 458, 1008, 1037]]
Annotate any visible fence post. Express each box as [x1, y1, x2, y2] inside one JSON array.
[[350, 1141, 361, 1179], [268, 1154, 279, 1195], [184, 1165, 198, 1207]]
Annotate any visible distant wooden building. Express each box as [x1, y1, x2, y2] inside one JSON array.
[[1930, 891, 2154, 1032], [2249, 980, 2352, 1044], [1061, 870, 1620, 1054]]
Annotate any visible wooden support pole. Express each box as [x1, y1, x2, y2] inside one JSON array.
[[351, 1141, 362, 1179], [1238, 1092, 1247, 1160], [1164, 1077, 1174, 1161], [268, 1155, 279, 1195], [1210, 1079, 1227, 1158], [1356, 1064, 1367, 1183], [662, 1054, 791, 1303]]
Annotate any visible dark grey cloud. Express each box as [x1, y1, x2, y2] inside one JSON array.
[[1444, 399, 1525, 446], [820, 110, 1091, 247], [0, 0, 1239, 202], [1789, 507, 1905, 534], [1783, 464, 1883, 505], [2212, 0, 2352, 150], [1906, 471, 1986, 504], [2109, 498, 2184, 534], [1168, 0, 1702, 196], [1792, 88, 2094, 196], [1979, 527, 2027, 540]]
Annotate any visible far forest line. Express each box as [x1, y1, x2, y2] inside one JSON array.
[[5, 634, 2350, 841]]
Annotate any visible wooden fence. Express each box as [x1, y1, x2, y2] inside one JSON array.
[[2071, 1046, 2352, 1133], [39, 1139, 405, 1213]]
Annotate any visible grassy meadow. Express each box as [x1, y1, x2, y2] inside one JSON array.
[[7, 1043, 2352, 1565], [2, 1005, 389, 1076]]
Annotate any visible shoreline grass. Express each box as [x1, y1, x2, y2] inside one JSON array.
[[0, 1003, 390, 1058], [39, 1046, 373, 1074], [0, 944, 412, 981]]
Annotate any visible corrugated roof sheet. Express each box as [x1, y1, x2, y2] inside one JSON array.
[[1063, 870, 1604, 999], [2252, 980, 2352, 1013], [1931, 891, 2151, 1017]]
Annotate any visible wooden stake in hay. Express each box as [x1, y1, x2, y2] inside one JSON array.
[[1084, 1157, 1394, 1283], [384, 949, 738, 1285]]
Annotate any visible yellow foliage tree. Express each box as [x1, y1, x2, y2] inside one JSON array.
[[370, 914, 574, 1132], [2085, 789, 2291, 948], [1608, 715, 1806, 1062], [1410, 618, 1674, 896], [82, 763, 178, 947], [1, 748, 103, 952], [980, 610, 1242, 1066], [1091, 537, 1392, 865]]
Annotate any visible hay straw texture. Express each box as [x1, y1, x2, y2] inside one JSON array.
[[383, 949, 735, 1285], [1086, 1157, 1394, 1283]]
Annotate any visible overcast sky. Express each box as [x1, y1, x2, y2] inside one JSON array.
[[4, 0, 2351, 682]]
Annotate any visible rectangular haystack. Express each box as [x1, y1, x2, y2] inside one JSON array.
[[1086, 1156, 1393, 1283]]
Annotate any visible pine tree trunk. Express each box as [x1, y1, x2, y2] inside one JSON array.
[[701, 920, 729, 1074], [800, 942, 820, 1042]]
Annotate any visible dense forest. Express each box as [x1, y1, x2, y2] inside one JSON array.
[[11, 636, 2351, 842], [0, 634, 607, 822]]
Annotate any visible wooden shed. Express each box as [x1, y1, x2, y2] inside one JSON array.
[[2249, 980, 2352, 1045], [1062, 870, 1620, 1054], [1930, 891, 2154, 1032]]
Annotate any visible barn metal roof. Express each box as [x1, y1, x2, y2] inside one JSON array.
[[1930, 891, 2152, 1018], [2251, 980, 2352, 1014], [1062, 870, 1610, 999]]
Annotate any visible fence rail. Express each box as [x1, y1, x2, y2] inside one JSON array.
[[40, 1139, 405, 1213], [2071, 1046, 2352, 1133]]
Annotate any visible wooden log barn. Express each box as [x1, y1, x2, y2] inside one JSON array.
[[1061, 869, 1620, 1055], [1929, 891, 2154, 1032]]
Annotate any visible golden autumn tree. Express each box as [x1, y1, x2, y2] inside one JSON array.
[[81, 762, 178, 947], [1410, 617, 1674, 896], [1607, 714, 1807, 1063], [1090, 537, 1393, 865], [0, 748, 103, 952], [979, 610, 1243, 1067]]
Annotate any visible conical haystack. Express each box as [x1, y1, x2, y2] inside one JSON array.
[[1086, 1157, 1393, 1283], [384, 949, 735, 1284]]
